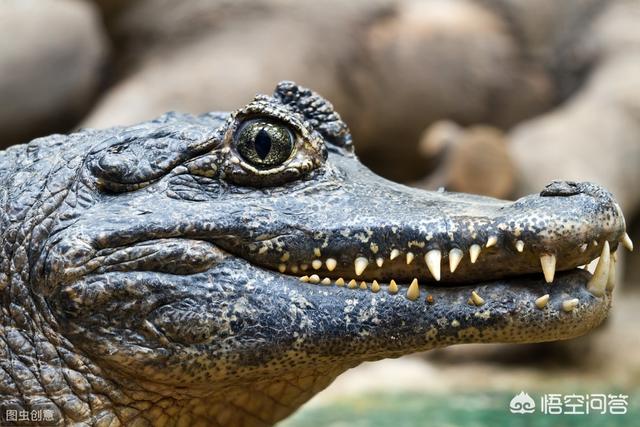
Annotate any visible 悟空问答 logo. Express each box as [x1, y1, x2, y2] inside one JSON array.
[[510, 391, 536, 414]]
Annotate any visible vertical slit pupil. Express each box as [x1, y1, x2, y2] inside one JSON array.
[[254, 128, 272, 160]]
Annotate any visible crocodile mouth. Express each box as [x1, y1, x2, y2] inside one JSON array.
[[286, 238, 625, 304], [222, 179, 632, 305]]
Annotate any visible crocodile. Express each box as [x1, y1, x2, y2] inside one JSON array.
[[0, 81, 633, 427]]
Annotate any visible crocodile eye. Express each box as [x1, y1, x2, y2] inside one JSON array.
[[235, 120, 294, 168]]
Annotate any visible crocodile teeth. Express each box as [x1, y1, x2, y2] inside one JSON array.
[[325, 258, 337, 271], [515, 240, 524, 253], [300, 264, 309, 271], [388, 279, 399, 294], [535, 294, 549, 309], [321, 277, 331, 285], [290, 265, 299, 273], [390, 249, 401, 260], [407, 278, 420, 301], [486, 236, 498, 248], [309, 274, 320, 284], [540, 254, 556, 283], [579, 243, 588, 253], [449, 248, 463, 273], [425, 250, 441, 281], [347, 279, 357, 289], [469, 244, 481, 264], [587, 241, 610, 296], [406, 252, 415, 265], [606, 254, 616, 291], [470, 291, 485, 306], [562, 298, 579, 312], [313, 248, 322, 257], [621, 232, 634, 252], [376, 257, 384, 268], [335, 278, 345, 286], [312, 260, 322, 270], [359, 281, 368, 290], [299, 275, 310, 283], [354, 257, 369, 276], [371, 280, 381, 293], [278, 264, 287, 273]]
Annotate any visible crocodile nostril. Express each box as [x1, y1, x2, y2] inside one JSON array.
[[540, 181, 617, 202], [540, 180, 581, 197]]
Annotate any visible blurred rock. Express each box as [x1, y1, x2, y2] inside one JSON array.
[[0, 0, 108, 148], [509, 0, 640, 218], [482, 0, 608, 100], [91, 0, 136, 23], [348, 0, 553, 180], [81, 0, 554, 182], [81, 0, 393, 133], [415, 121, 514, 199]]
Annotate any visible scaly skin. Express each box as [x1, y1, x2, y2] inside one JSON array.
[[0, 82, 632, 426]]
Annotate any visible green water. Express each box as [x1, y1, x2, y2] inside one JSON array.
[[279, 391, 638, 427]]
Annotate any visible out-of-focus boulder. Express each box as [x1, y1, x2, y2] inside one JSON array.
[[415, 121, 515, 199], [0, 0, 108, 148], [509, 0, 640, 217], [82, 0, 554, 182], [81, 0, 394, 131]]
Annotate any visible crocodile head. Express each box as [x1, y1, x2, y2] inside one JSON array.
[[0, 82, 632, 426]]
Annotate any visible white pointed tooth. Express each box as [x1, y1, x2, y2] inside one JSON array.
[[587, 241, 610, 296], [486, 236, 498, 248], [299, 275, 310, 283], [540, 254, 556, 283], [535, 294, 549, 309], [325, 258, 337, 271], [448, 249, 463, 273], [469, 244, 481, 264], [579, 243, 588, 253], [278, 264, 287, 273], [562, 298, 579, 312], [407, 278, 420, 301], [606, 254, 616, 291], [390, 249, 401, 260], [406, 252, 415, 265], [376, 257, 384, 268], [388, 279, 399, 294], [425, 250, 441, 281], [309, 274, 320, 284], [622, 232, 634, 252], [321, 277, 331, 285], [470, 291, 485, 306], [515, 240, 524, 253], [311, 259, 322, 270], [354, 257, 369, 276]]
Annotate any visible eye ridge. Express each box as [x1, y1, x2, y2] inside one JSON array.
[[235, 120, 294, 169]]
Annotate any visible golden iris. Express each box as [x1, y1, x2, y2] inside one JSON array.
[[235, 120, 294, 168]]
